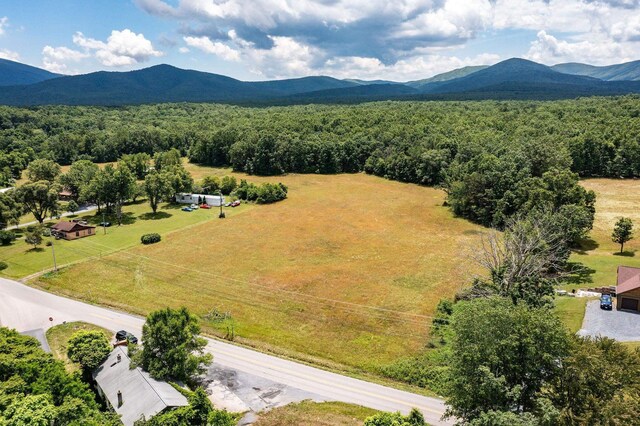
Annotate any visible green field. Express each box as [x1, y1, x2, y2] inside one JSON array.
[[253, 401, 379, 426], [13, 169, 485, 373]]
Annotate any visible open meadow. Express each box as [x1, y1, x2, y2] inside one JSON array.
[[24, 169, 484, 373], [567, 179, 640, 290]]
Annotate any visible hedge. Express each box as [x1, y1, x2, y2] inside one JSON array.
[[141, 233, 161, 245]]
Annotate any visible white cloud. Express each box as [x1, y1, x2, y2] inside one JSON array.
[[0, 17, 8, 36], [0, 48, 19, 61], [183, 36, 240, 61], [41, 46, 89, 73], [179, 47, 190, 53], [525, 30, 630, 65], [73, 29, 163, 67], [611, 15, 640, 41]]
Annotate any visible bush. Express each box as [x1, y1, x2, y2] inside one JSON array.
[[141, 233, 161, 245], [0, 261, 7, 271], [0, 230, 15, 245], [234, 180, 288, 204]]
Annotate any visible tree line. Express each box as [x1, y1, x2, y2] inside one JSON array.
[[5, 97, 636, 230]]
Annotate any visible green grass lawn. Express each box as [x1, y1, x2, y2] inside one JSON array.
[[46, 321, 112, 372], [0, 200, 252, 278], [253, 401, 379, 426], [553, 297, 589, 333]]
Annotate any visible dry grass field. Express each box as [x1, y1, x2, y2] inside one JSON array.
[[253, 401, 378, 426], [34, 170, 484, 372], [568, 179, 640, 290]]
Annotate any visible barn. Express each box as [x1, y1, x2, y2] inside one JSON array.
[[616, 266, 640, 313], [175, 193, 224, 206], [51, 221, 96, 240]]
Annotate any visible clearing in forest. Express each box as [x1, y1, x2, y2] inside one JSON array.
[[34, 171, 484, 371]]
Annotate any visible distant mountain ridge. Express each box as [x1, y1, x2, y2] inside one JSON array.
[[0, 58, 60, 86], [552, 60, 640, 81], [1, 57, 640, 105]]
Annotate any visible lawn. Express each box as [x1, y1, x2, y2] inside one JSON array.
[[553, 297, 588, 333], [31, 170, 485, 373], [0, 200, 251, 278], [568, 179, 640, 290], [46, 321, 112, 372], [253, 401, 379, 426]]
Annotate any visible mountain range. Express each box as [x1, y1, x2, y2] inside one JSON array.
[[0, 57, 640, 106]]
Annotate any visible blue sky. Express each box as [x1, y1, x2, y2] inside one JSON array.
[[1, 0, 640, 81]]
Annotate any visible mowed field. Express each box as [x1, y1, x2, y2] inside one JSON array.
[[568, 179, 640, 290], [32, 170, 484, 372]]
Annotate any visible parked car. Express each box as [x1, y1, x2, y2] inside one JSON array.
[[99, 221, 111, 227], [181, 207, 193, 212], [224, 202, 231, 207], [231, 200, 241, 207], [115, 330, 138, 344], [79, 220, 88, 226], [189, 204, 199, 209], [199, 204, 211, 209], [600, 294, 613, 310]]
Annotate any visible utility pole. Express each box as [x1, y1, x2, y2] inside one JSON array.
[[218, 190, 225, 218], [103, 212, 106, 235], [51, 239, 57, 272]]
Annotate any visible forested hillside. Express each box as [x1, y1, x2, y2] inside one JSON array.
[[2, 96, 639, 228]]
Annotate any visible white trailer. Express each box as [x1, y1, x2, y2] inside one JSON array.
[[175, 193, 224, 206]]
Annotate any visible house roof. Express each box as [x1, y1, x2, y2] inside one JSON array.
[[93, 346, 188, 426], [617, 266, 640, 294], [51, 221, 94, 232]]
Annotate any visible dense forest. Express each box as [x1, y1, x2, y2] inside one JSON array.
[[1, 96, 639, 229]]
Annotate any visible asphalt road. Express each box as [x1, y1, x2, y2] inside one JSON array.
[[0, 276, 451, 425]]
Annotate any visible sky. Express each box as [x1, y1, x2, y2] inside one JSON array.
[[1, 0, 640, 81]]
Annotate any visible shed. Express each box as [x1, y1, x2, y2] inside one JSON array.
[[51, 221, 95, 240], [616, 266, 640, 312], [93, 346, 188, 426]]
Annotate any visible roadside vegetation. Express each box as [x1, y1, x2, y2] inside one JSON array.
[[253, 401, 379, 426], [46, 321, 112, 372]]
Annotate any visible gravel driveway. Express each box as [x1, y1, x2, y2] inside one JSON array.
[[578, 300, 640, 341]]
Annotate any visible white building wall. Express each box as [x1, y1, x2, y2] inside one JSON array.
[[175, 193, 224, 206]]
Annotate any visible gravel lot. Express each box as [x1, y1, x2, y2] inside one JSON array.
[[578, 300, 640, 341]]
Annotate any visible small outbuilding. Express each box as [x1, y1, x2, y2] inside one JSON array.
[[51, 221, 96, 240], [616, 266, 640, 313], [93, 346, 188, 426]]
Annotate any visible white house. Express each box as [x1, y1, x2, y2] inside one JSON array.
[[93, 346, 188, 426], [175, 193, 224, 206]]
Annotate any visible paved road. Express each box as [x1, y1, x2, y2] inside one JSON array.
[[0, 277, 451, 425], [15, 204, 98, 229]]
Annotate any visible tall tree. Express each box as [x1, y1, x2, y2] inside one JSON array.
[[0, 191, 21, 229], [137, 307, 212, 382], [154, 149, 182, 172], [144, 170, 173, 213], [612, 217, 634, 253], [59, 160, 100, 197], [445, 297, 568, 423], [15, 181, 60, 224], [26, 159, 61, 183]]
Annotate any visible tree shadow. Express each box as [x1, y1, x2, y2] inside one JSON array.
[[84, 211, 137, 226], [27, 247, 45, 253], [613, 250, 636, 257], [139, 211, 172, 220], [161, 203, 183, 211], [562, 262, 596, 286], [572, 237, 600, 255]]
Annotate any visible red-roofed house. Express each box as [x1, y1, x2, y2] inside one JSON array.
[[616, 266, 640, 312], [51, 221, 96, 240]]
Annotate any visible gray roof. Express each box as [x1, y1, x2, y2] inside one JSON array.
[[93, 346, 188, 426]]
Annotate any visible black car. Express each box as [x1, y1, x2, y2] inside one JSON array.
[[115, 330, 138, 344], [600, 294, 613, 310]]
